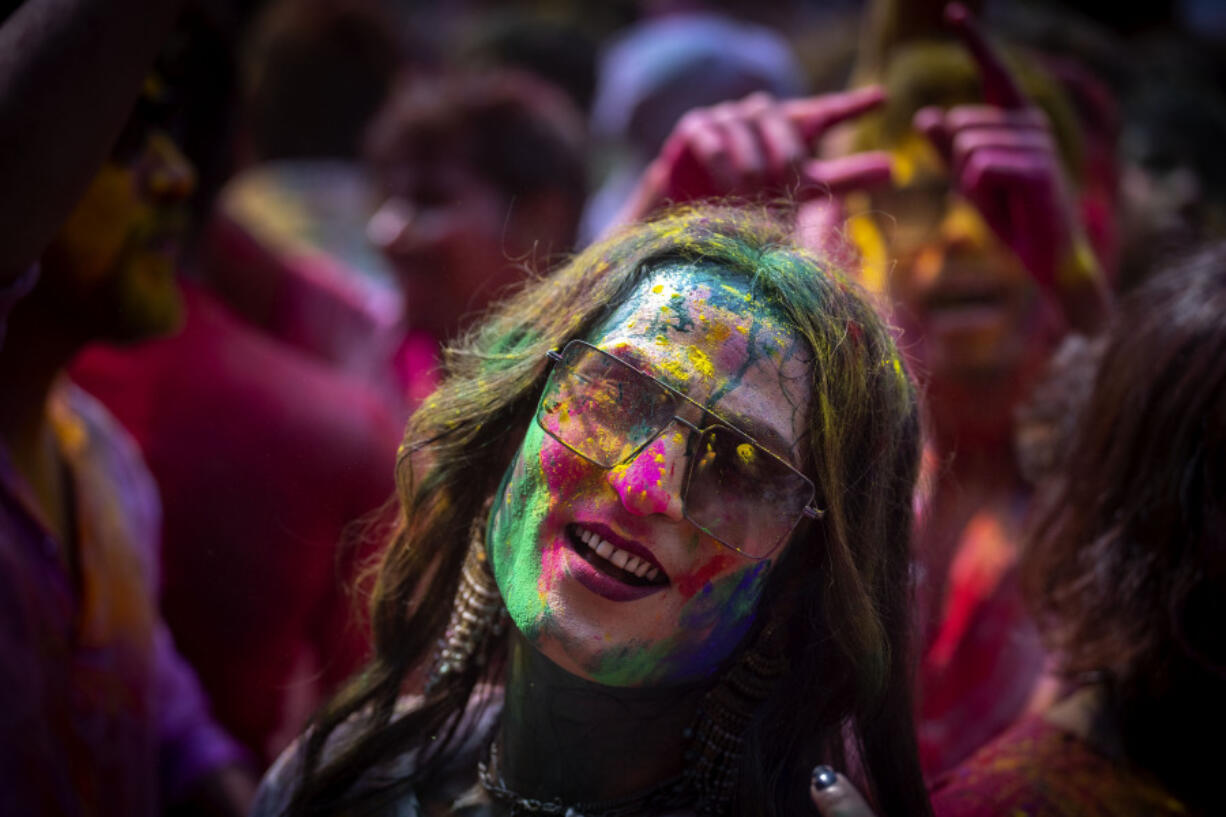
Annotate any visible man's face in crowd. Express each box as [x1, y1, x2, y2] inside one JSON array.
[[41, 97, 196, 344]]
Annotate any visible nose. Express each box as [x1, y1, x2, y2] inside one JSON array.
[[605, 422, 689, 521], [366, 196, 417, 254], [939, 196, 993, 253], [140, 131, 196, 203]]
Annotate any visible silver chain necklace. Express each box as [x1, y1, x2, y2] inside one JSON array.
[[476, 739, 694, 817]]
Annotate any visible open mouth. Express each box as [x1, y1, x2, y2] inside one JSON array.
[[565, 523, 669, 588]]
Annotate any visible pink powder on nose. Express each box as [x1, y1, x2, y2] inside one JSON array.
[[608, 439, 672, 515]]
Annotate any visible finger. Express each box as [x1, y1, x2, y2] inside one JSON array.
[[782, 86, 887, 144], [809, 767, 878, 817], [951, 127, 1055, 179], [944, 2, 1027, 110], [802, 153, 893, 197], [755, 104, 806, 184], [962, 146, 1052, 192], [959, 147, 1049, 234], [711, 109, 766, 187], [944, 105, 1047, 133], [672, 110, 737, 193], [914, 106, 953, 166]]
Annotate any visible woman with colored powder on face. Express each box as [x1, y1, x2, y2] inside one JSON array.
[[251, 206, 933, 817], [611, 2, 1115, 778]]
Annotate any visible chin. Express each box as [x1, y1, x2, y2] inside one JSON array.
[[104, 285, 185, 344]]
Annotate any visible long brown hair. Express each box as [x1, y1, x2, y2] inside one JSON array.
[[289, 206, 930, 816], [1024, 242, 1226, 806]]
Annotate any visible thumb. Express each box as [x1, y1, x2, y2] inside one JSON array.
[[809, 767, 879, 817]]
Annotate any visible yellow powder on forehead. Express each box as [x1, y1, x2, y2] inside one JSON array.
[[943, 198, 993, 244], [720, 283, 750, 301], [658, 357, 690, 383], [705, 321, 731, 344], [686, 345, 715, 379], [890, 132, 944, 187], [651, 284, 664, 294]]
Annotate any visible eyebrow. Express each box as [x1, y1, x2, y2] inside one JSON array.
[[608, 345, 798, 462]]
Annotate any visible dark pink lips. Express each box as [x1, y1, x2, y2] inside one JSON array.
[[561, 521, 670, 603]]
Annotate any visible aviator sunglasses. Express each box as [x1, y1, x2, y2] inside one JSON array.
[[536, 340, 824, 559]]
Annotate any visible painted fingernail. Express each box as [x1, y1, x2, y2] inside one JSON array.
[[811, 765, 838, 791]]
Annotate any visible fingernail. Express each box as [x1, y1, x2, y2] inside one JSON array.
[[811, 765, 838, 791]]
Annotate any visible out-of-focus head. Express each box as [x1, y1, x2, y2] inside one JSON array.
[[1026, 241, 1226, 693], [847, 41, 1082, 389], [364, 71, 586, 340], [590, 12, 804, 158], [459, 12, 598, 116], [38, 79, 196, 343], [241, 0, 401, 162], [1117, 82, 1226, 292]]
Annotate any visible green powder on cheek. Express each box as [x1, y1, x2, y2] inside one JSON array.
[[488, 424, 555, 641]]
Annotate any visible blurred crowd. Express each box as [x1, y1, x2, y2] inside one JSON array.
[[1, 0, 1224, 814]]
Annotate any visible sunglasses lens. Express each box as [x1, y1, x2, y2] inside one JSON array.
[[538, 344, 676, 467], [685, 426, 814, 558]]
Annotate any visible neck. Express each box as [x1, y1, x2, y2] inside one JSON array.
[[498, 630, 704, 805]]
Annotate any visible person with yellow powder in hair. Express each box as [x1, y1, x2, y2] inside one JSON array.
[[615, 1, 1112, 778], [841, 2, 1111, 777]]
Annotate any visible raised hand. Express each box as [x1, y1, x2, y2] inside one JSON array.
[[615, 88, 893, 227], [913, 3, 1108, 331]]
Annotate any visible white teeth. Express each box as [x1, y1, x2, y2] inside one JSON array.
[[576, 526, 663, 582]]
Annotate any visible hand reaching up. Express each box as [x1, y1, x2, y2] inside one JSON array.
[[914, 3, 1109, 332], [615, 88, 893, 228]]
